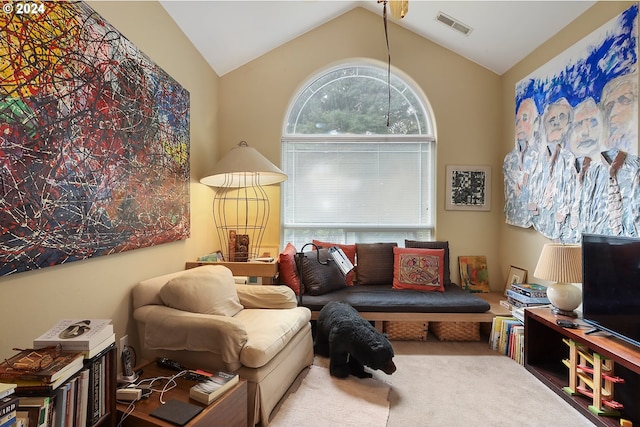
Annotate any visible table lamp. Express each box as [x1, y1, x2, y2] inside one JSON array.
[[200, 141, 287, 262], [533, 243, 582, 317]]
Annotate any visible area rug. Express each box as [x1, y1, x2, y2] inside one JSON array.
[[383, 341, 596, 427], [269, 364, 391, 427]]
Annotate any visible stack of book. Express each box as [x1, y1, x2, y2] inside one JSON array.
[[0, 318, 116, 427], [32, 319, 116, 427], [0, 384, 20, 427], [505, 283, 550, 309], [33, 319, 115, 360], [489, 315, 525, 365]]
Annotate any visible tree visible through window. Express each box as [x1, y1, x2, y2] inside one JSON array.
[[281, 62, 436, 248]]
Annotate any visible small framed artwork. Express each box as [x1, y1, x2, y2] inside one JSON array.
[[445, 165, 491, 211], [504, 265, 528, 295], [458, 255, 490, 293]]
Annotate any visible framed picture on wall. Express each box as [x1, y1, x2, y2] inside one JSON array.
[[445, 165, 491, 211], [504, 265, 528, 295]]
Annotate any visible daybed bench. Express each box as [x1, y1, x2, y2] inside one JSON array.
[[278, 240, 509, 339]]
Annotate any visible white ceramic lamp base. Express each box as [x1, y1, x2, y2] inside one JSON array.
[[546, 282, 581, 317]]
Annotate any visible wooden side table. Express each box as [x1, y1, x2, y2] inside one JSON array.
[[116, 361, 247, 427], [185, 260, 279, 284]]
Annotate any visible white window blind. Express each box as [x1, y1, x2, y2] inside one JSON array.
[[280, 62, 436, 248]]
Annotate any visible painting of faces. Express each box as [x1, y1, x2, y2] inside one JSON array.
[[505, 4, 639, 243]]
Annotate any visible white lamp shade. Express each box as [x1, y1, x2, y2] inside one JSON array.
[[533, 243, 582, 314], [200, 141, 287, 188], [533, 244, 582, 283]]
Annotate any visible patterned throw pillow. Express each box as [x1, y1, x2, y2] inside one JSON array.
[[393, 247, 445, 292], [405, 240, 452, 285]]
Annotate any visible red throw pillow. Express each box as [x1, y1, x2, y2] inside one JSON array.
[[312, 240, 356, 286], [393, 247, 445, 292], [278, 243, 301, 295]]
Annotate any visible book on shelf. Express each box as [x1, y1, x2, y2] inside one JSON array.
[[189, 371, 239, 405], [0, 384, 15, 400], [82, 333, 115, 360], [512, 306, 525, 323], [17, 395, 50, 427], [74, 368, 90, 427], [15, 411, 29, 427], [33, 319, 113, 351], [498, 318, 522, 355], [0, 412, 16, 427], [509, 283, 548, 298], [0, 348, 84, 390], [506, 289, 550, 305], [0, 395, 18, 418]]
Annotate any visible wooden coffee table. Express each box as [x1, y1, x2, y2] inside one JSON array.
[[116, 361, 247, 427]]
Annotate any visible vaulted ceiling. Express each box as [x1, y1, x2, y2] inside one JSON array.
[[160, 1, 596, 76]]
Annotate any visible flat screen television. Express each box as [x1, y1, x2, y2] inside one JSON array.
[[582, 233, 640, 348]]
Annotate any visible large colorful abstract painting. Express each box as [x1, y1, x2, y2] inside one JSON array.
[[0, 2, 190, 276], [505, 4, 638, 243]]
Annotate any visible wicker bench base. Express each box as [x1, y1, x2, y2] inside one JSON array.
[[384, 321, 429, 341], [430, 321, 480, 341]]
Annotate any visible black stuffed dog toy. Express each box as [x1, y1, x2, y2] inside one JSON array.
[[314, 301, 396, 378]]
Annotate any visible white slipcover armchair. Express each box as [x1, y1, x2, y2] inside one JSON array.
[[132, 265, 313, 426]]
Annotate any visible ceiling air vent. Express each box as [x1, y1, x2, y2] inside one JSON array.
[[436, 12, 472, 36]]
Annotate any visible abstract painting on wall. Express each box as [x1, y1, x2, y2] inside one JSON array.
[[505, 4, 638, 243], [0, 2, 190, 276], [458, 255, 490, 293]]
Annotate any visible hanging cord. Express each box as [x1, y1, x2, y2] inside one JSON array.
[[380, 0, 392, 127]]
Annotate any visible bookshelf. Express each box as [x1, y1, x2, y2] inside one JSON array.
[[91, 344, 117, 427], [524, 307, 640, 426], [12, 344, 117, 427]]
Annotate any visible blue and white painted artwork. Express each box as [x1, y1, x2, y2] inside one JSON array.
[[505, 4, 639, 243]]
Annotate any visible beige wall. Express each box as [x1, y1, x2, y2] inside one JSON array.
[[498, 1, 636, 290], [0, 1, 219, 360], [219, 7, 503, 287], [1, 1, 634, 361]]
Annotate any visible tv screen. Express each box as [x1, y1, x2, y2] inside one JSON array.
[[582, 234, 640, 348]]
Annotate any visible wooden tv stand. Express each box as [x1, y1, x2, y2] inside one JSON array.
[[524, 307, 640, 426]]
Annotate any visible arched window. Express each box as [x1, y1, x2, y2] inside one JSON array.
[[281, 61, 436, 248]]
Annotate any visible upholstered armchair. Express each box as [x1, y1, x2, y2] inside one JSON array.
[[132, 265, 313, 426]]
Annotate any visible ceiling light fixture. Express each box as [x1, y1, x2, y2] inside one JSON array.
[[377, 0, 408, 127], [389, 0, 408, 20]]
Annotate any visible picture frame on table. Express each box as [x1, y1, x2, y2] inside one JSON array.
[[445, 165, 491, 211], [504, 265, 528, 295]]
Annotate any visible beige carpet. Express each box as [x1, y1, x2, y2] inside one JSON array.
[[270, 340, 597, 427], [269, 363, 391, 427]]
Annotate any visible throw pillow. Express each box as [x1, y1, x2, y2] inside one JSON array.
[[355, 243, 397, 285], [296, 248, 348, 296], [393, 247, 445, 292], [312, 240, 356, 285], [278, 242, 301, 295], [159, 265, 244, 316], [405, 240, 452, 285]]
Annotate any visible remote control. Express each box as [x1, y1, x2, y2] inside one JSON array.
[[556, 319, 579, 329], [156, 357, 186, 371]]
